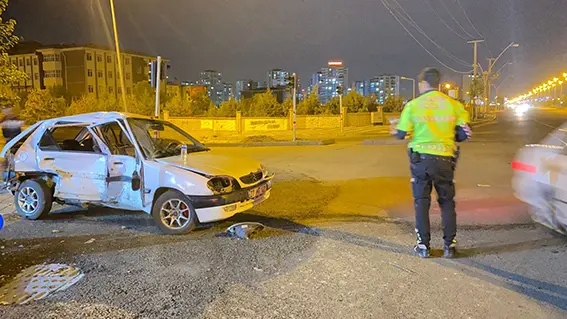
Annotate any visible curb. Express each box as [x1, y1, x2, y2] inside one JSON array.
[[205, 139, 336, 147]]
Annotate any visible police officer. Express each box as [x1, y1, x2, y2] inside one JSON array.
[[392, 67, 471, 258]]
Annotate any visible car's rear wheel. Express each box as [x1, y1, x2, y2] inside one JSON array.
[[14, 179, 53, 220], [151, 190, 197, 235]]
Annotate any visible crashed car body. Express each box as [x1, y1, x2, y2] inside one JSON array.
[[512, 122, 567, 235], [1, 112, 273, 234]]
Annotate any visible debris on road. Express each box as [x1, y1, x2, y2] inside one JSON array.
[[220, 222, 266, 240], [17, 244, 23, 248], [84, 238, 96, 244], [253, 267, 264, 272], [52, 229, 61, 234], [120, 226, 128, 230], [0, 263, 84, 305], [477, 184, 492, 188]]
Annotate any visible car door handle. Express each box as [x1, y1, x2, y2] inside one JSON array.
[[113, 161, 123, 165], [43, 157, 55, 161]]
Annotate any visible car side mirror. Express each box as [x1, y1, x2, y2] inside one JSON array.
[[132, 171, 141, 191]]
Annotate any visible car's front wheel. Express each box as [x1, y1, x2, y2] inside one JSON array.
[[152, 190, 197, 235], [14, 179, 53, 220]]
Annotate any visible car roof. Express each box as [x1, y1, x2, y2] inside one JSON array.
[[42, 112, 151, 126]]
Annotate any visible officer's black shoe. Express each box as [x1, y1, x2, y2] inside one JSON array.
[[414, 244, 430, 258], [444, 240, 457, 258]]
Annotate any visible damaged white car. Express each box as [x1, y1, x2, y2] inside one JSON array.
[[1, 112, 273, 234]]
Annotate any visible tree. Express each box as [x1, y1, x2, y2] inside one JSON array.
[[189, 91, 214, 116], [166, 94, 192, 117], [129, 81, 155, 116], [217, 99, 239, 117], [343, 91, 366, 113], [20, 89, 66, 123], [468, 77, 484, 103], [250, 89, 283, 117], [364, 94, 380, 112], [382, 95, 405, 113], [280, 98, 292, 117], [324, 97, 340, 115], [297, 86, 322, 115], [0, 0, 28, 111]]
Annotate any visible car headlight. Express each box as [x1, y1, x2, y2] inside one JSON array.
[[207, 176, 237, 195]]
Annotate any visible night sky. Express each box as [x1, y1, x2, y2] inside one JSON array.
[[6, 0, 567, 97]]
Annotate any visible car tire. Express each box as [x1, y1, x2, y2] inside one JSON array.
[[14, 179, 53, 220], [151, 190, 197, 235]]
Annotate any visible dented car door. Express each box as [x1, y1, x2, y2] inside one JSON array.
[[36, 124, 107, 201], [93, 121, 143, 211]]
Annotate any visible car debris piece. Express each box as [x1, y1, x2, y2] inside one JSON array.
[[222, 222, 266, 240], [477, 184, 491, 188], [52, 229, 61, 233], [84, 238, 95, 244], [0, 263, 84, 305]]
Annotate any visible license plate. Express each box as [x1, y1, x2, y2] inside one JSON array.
[[248, 184, 268, 199]]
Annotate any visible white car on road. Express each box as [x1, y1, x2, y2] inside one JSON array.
[[512, 122, 567, 235], [1, 112, 273, 234]]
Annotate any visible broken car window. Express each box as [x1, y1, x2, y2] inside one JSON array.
[[39, 125, 98, 153], [95, 121, 136, 157], [127, 118, 208, 159]]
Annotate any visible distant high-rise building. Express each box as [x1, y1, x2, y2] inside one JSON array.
[[235, 79, 259, 101], [354, 80, 367, 96], [367, 75, 400, 104], [198, 70, 225, 105], [317, 61, 348, 104], [223, 82, 233, 101], [267, 69, 289, 88]]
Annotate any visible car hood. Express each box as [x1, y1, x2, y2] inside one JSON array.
[[156, 152, 262, 178]]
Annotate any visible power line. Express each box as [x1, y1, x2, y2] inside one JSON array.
[[380, 0, 473, 74], [423, 0, 469, 40], [388, 0, 470, 66], [456, 0, 493, 57], [439, 0, 475, 39]]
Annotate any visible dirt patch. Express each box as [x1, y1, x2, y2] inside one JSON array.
[[240, 135, 282, 143]]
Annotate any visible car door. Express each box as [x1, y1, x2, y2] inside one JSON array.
[[93, 120, 143, 211], [37, 123, 107, 201]]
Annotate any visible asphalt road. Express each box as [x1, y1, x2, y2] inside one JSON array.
[[1, 108, 567, 318]]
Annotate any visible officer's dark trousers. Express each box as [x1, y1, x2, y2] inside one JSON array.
[[410, 152, 456, 247]]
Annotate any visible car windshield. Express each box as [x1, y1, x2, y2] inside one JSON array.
[[127, 118, 209, 159]]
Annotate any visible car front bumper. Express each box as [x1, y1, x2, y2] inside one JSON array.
[[189, 180, 272, 223]]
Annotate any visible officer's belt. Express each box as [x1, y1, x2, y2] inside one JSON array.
[[418, 153, 454, 162]]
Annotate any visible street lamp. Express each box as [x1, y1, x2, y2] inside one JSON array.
[[400, 76, 415, 99], [492, 42, 519, 67], [445, 83, 451, 90]]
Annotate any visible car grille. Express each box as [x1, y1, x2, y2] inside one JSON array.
[[240, 170, 263, 184]]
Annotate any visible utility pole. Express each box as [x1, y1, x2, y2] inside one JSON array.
[[292, 73, 297, 142], [338, 85, 344, 134], [468, 39, 484, 119], [155, 56, 162, 118], [485, 58, 496, 111]]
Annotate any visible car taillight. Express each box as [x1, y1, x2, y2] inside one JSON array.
[[512, 161, 536, 174]]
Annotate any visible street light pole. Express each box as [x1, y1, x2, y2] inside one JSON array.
[[109, 0, 127, 112], [400, 76, 416, 99]]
